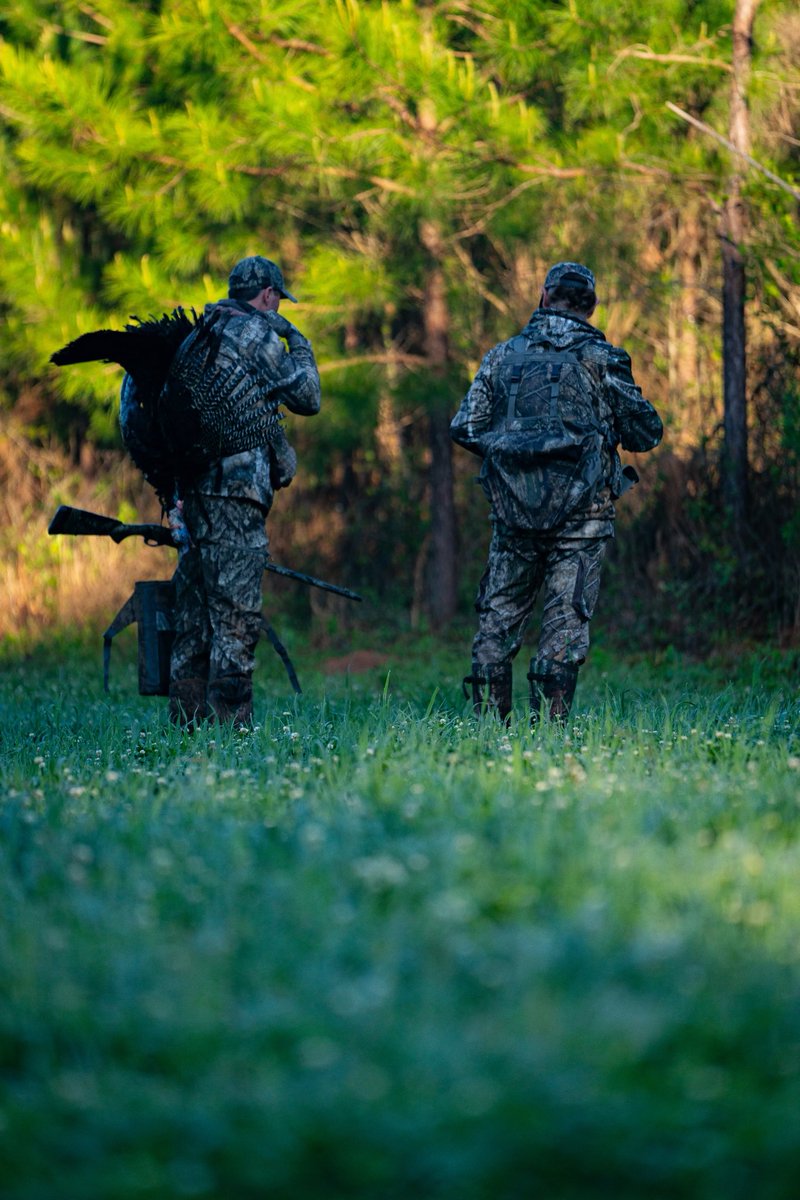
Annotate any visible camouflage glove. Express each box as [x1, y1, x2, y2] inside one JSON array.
[[265, 311, 311, 349], [269, 425, 298, 490], [167, 500, 191, 556]]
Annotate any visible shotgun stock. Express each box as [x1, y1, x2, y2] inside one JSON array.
[[48, 505, 362, 601]]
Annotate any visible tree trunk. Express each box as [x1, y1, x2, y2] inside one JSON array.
[[419, 219, 458, 630], [427, 398, 457, 628], [721, 0, 759, 535], [669, 205, 701, 450], [375, 304, 403, 469]]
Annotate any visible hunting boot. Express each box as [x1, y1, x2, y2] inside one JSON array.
[[208, 673, 254, 730], [527, 657, 579, 727], [464, 662, 513, 723], [168, 677, 208, 729]]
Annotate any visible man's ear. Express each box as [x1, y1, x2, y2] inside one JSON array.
[[249, 286, 271, 311], [540, 289, 549, 308]]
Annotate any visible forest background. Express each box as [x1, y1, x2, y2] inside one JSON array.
[[1, 0, 799, 652]]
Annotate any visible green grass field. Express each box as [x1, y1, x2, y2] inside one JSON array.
[[2, 632, 800, 1198]]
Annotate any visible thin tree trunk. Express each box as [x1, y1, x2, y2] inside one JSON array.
[[419, 219, 458, 630], [427, 399, 457, 628], [670, 205, 701, 450], [375, 305, 403, 469], [721, 0, 759, 535]]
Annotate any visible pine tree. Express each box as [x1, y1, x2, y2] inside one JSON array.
[[1, 0, 799, 617]]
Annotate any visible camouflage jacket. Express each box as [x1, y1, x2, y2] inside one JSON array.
[[191, 299, 320, 510], [450, 308, 663, 536]]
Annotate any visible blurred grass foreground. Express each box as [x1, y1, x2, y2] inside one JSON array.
[[2, 640, 800, 1198]]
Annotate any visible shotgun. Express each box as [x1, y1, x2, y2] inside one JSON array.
[[48, 505, 363, 602]]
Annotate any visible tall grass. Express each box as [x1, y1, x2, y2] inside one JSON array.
[[2, 643, 800, 1198], [0, 429, 174, 643]]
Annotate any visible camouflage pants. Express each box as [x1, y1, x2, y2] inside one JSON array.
[[170, 494, 268, 718], [472, 522, 610, 668]]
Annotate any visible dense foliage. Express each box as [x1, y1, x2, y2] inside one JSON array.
[[1, 1, 799, 633]]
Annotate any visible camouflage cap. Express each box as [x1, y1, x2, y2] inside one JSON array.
[[228, 255, 298, 303], [544, 262, 596, 291]]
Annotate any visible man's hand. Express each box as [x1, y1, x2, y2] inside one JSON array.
[[265, 311, 307, 345]]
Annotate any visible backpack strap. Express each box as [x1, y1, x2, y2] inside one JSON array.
[[504, 344, 579, 428], [506, 360, 524, 424], [503, 335, 529, 425], [545, 359, 563, 423]]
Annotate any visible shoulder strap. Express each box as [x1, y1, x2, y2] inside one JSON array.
[[502, 335, 525, 425]]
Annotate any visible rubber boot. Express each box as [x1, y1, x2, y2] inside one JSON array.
[[463, 662, 513, 723], [527, 657, 579, 726], [168, 677, 208, 729], [208, 673, 254, 729]]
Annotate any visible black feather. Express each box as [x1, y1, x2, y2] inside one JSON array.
[[50, 308, 198, 397], [51, 329, 138, 369], [50, 309, 199, 506]]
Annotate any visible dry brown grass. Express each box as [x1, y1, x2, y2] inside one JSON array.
[[0, 426, 174, 643], [0, 425, 362, 647]]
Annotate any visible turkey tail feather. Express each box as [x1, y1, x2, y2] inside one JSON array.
[[50, 330, 140, 370], [50, 308, 198, 373]]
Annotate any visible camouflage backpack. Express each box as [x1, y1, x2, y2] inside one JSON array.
[[158, 307, 282, 481], [479, 333, 609, 532]]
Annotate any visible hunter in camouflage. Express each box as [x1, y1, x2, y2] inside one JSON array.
[[451, 261, 662, 723], [169, 255, 320, 728]]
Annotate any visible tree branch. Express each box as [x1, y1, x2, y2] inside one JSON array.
[[224, 23, 268, 63], [764, 259, 800, 320], [452, 176, 551, 241], [451, 242, 510, 314], [270, 36, 330, 56], [224, 21, 330, 62], [320, 166, 417, 196], [516, 160, 587, 179], [318, 352, 427, 374], [610, 44, 733, 74], [43, 23, 107, 46], [78, 5, 114, 30], [666, 101, 800, 200]]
